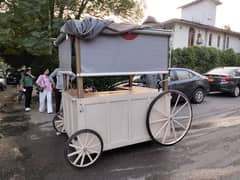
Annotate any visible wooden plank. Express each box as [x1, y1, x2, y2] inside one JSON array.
[[129, 75, 133, 90], [162, 74, 168, 91], [75, 38, 84, 98]]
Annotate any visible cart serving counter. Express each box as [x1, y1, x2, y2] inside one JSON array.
[[55, 19, 192, 168]]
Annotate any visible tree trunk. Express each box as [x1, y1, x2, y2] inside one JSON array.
[[76, 0, 89, 19]]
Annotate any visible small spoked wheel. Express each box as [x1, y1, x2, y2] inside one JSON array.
[[147, 90, 192, 146], [64, 129, 103, 168], [52, 112, 65, 134]]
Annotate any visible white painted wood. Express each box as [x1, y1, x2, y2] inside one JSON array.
[[63, 87, 168, 151]]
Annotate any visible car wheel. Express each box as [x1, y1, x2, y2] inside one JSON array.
[[232, 86, 240, 97], [192, 88, 205, 104]]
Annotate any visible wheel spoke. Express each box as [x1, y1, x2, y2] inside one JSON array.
[[84, 133, 89, 147], [172, 94, 180, 114], [69, 143, 81, 149], [86, 151, 93, 162], [173, 102, 188, 116], [86, 135, 95, 147], [73, 151, 83, 165], [88, 147, 100, 154], [61, 126, 65, 132], [68, 150, 82, 157], [171, 120, 177, 140], [162, 122, 170, 143], [56, 115, 63, 120], [150, 118, 168, 124], [155, 120, 169, 138], [173, 116, 190, 120], [153, 106, 168, 117], [80, 153, 86, 166], [88, 143, 100, 149], [56, 122, 64, 129], [174, 120, 186, 130], [75, 136, 84, 148], [55, 120, 63, 123]]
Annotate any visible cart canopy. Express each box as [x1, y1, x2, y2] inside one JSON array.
[[56, 17, 172, 76]]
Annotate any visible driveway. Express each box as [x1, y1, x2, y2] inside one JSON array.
[[1, 89, 240, 180]]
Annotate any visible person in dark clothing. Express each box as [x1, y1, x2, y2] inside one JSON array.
[[20, 67, 35, 112]]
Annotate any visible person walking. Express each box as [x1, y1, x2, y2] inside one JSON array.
[[49, 68, 75, 113], [36, 68, 53, 114], [20, 67, 35, 112]]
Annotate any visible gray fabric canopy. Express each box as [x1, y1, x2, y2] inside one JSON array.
[[55, 17, 159, 45], [56, 17, 171, 76]]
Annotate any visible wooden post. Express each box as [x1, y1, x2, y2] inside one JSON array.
[[162, 74, 168, 91], [75, 38, 84, 98], [129, 75, 133, 90]]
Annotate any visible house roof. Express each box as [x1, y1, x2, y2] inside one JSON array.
[[142, 16, 162, 28], [178, 0, 222, 9], [161, 18, 240, 37]]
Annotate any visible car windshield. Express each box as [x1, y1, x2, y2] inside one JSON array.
[[207, 68, 234, 75]]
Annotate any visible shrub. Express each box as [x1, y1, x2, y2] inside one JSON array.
[[171, 46, 240, 73]]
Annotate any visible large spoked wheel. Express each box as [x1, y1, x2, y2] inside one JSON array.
[[147, 90, 192, 146], [64, 129, 103, 168], [52, 112, 65, 134]]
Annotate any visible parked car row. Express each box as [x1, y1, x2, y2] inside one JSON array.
[[0, 68, 20, 91], [205, 67, 240, 97], [111, 66, 240, 104]]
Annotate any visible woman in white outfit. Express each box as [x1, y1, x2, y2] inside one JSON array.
[[36, 69, 53, 113]]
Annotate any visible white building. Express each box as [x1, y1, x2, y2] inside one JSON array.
[[161, 0, 240, 53]]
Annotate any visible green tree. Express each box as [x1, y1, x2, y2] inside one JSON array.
[[0, 0, 51, 56], [0, 0, 144, 59]]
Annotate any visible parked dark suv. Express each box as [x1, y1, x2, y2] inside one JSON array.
[[205, 67, 240, 97]]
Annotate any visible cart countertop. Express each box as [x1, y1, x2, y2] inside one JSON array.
[[65, 86, 159, 98]]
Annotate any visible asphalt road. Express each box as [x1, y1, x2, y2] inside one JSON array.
[[1, 92, 240, 180]]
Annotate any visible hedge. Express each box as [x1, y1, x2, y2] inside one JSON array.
[[171, 46, 240, 73]]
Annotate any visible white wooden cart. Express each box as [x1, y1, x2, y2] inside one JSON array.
[[54, 27, 193, 168]]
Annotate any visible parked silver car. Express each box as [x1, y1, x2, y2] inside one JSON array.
[[0, 70, 7, 91]]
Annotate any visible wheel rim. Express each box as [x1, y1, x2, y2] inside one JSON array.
[[234, 87, 240, 96], [147, 90, 192, 145], [195, 90, 204, 102], [53, 112, 65, 133], [65, 130, 103, 168]]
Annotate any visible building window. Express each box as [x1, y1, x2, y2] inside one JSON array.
[[196, 33, 203, 44], [217, 35, 221, 48], [208, 33, 212, 46], [188, 27, 195, 46], [226, 36, 230, 48]]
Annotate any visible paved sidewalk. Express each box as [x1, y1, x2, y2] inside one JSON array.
[[0, 86, 58, 180]]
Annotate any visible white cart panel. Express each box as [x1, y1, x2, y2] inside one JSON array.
[[62, 87, 172, 151]]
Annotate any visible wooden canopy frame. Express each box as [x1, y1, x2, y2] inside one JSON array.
[[74, 37, 169, 98]]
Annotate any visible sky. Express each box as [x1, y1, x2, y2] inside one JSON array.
[[146, 0, 240, 32]]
